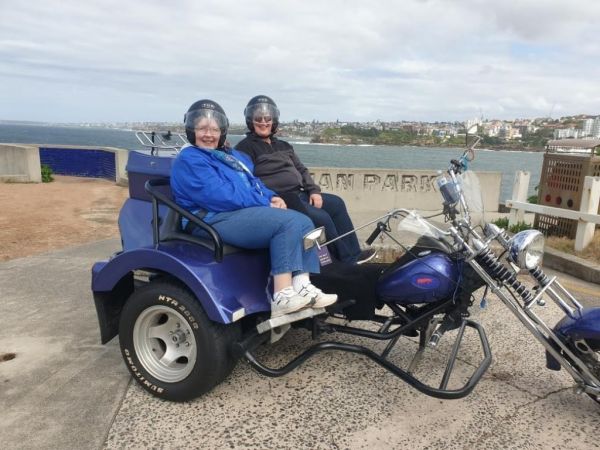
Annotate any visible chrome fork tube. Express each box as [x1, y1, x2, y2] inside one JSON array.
[[468, 255, 600, 391]]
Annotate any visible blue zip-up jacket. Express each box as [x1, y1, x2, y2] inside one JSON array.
[[171, 145, 276, 215]]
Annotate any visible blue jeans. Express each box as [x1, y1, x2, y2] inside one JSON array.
[[281, 192, 361, 263], [198, 207, 320, 275]]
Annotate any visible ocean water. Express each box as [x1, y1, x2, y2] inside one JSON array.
[[0, 123, 543, 201]]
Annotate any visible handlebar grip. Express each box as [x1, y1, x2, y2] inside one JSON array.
[[366, 223, 383, 245]]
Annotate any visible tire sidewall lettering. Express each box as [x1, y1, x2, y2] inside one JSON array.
[[158, 294, 199, 328], [123, 347, 165, 394]]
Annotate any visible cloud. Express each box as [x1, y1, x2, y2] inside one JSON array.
[[0, 0, 598, 122]]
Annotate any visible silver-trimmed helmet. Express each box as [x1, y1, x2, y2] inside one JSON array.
[[244, 95, 280, 134], [184, 99, 229, 147]]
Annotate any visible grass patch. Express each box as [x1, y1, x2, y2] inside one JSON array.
[[545, 233, 600, 264]]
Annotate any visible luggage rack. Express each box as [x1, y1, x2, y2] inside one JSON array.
[[135, 130, 188, 154]]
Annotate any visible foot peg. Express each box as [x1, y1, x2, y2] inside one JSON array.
[[257, 307, 326, 334]]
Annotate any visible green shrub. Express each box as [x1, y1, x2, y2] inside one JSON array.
[[527, 184, 539, 204], [508, 221, 532, 233], [492, 217, 509, 228], [41, 164, 54, 183], [491, 217, 532, 234]]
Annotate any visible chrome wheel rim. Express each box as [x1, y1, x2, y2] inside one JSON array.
[[133, 305, 197, 383]]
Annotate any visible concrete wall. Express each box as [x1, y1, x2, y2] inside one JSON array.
[[310, 167, 501, 213], [0, 144, 42, 182], [0, 144, 501, 239], [0, 144, 128, 184]]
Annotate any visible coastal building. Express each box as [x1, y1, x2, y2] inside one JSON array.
[[583, 118, 594, 136], [552, 117, 600, 140], [498, 123, 521, 140], [592, 117, 600, 138], [465, 117, 482, 131], [483, 120, 502, 137], [553, 127, 585, 139]]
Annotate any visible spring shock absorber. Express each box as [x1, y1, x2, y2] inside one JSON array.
[[529, 266, 551, 287], [476, 248, 533, 303]]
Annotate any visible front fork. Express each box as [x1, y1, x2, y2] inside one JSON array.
[[451, 226, 600, 397]]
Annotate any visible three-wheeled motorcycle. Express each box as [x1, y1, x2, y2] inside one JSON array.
[[92, 131, 600, 403]]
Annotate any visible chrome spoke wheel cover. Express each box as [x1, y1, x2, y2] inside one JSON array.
[[133, 305, 197, 383]]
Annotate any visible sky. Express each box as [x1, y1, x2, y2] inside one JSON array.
[[1, 0, 599, 124]]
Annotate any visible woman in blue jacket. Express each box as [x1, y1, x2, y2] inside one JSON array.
[[171, 100, 336, 318]]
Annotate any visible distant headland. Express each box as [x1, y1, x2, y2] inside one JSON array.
[[5, 112, 600, 152]]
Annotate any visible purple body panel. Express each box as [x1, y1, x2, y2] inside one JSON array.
[[376, 253, 459, 304], [92, 243, 271, 323]]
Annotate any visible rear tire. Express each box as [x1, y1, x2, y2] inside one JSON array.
[[119, 280, 240, 401]]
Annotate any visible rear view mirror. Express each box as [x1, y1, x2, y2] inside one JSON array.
[[303, 227, 326, 250]]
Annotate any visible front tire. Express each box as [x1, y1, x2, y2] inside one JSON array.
[[570, 338, 600, 405], [119, 280, 239, 401]]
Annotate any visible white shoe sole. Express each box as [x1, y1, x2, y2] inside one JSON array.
[[312, 295, 338, 309], [271, 297, 314, 318]]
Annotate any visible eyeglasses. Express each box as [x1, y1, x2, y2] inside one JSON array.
[[195, 126, 221, 135], [253, 116, 272, 123]]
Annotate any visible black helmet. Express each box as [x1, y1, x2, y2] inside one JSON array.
[[244, 95, 280, 134], [184, 99, 229, 148]]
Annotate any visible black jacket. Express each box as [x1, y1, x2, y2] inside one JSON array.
[[236, 133, 321, 195]]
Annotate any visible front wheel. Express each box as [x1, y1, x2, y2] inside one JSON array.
[[569, 338, 600, 405], [119, 280, 240, 401]]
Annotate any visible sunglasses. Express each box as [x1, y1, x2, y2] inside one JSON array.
[[253, 116, 272, 123]]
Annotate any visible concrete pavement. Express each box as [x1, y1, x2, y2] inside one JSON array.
[[1, 238, 599, 450], [0, 240, 130, 450]]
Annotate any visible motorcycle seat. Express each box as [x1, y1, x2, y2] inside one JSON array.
[[312, 261, 385, 320]]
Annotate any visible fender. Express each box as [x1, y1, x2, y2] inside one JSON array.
[[546, 307, 600, 370], [92, 242, 272, 325], [554, 307, 600, 341]]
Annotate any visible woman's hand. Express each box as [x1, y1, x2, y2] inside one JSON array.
[[309, 193, 323, 208], [270, 196, 287, 209]]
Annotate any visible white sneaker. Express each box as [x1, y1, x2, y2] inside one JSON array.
[[298, 284, 338, 309], [271, 287, 313, 318]]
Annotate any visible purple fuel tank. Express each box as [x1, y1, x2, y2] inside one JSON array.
[[376, 253, 459, 304]]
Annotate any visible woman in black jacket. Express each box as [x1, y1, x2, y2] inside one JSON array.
[[236, 95, 376, 265]]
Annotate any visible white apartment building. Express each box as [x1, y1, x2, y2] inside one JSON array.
[[592, 117, 600, 138], [465, 117, 482, 131], [583, 118, 594, 135], [553, 127, 586, 139]]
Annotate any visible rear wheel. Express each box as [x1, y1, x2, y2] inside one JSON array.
[[119, 280, 240, 401]]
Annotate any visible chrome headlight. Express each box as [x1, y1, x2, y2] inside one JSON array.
[[508, 230, 545, 269]]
